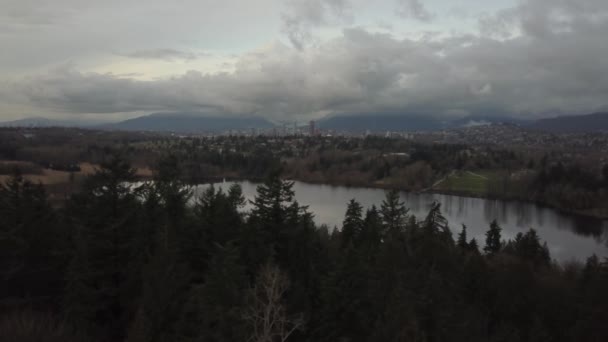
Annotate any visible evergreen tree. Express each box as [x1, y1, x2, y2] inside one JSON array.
[[176, 243, 248, 342], [127, 155, 193, 342], [457, 224, 468, 250], [249, 174, 295, 229], [126, 225, 186, 342], [0, 172, 62, 302], [358, 206, 383, 258], [227, 183, 246, 209], [423, 201, 448, 235], [317, 247, 372, 342], [380, 189, 409, 238], [244, 173, 297, 271], [484, 220, 502, 255], [468, 238, 480, 253], [341, 199, 363, 247], [504, 229, 551, 265], [63, 154, 141, 339], [154, 154, 192, 226]]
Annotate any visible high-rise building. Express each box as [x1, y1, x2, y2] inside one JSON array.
[[309, 120, 316, 136]]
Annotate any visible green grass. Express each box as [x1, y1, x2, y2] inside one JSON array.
[[435, 170, 497, 195]]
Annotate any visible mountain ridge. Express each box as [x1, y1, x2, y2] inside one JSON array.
[[100, 112, 275, 132], [3, 112, 608, 133], [527, 112, 608, 133]]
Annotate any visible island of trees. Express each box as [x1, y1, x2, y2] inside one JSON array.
[[1, 154, 607, 341]]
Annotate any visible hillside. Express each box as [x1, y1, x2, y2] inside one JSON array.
[[104, 112, 274, 133], [319, 114, 447, 132], [0, 117, 94, 128], [529, 112, 608, 133]]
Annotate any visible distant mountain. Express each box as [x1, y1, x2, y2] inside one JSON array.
[[450, 115, 529, 128], [528, 112, 608, 133], [318, 113, 525, 132], [318, 114, 448, 132], [104, 112, 275, 133], [0, 117, 94, 128]]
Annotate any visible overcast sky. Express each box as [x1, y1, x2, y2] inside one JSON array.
[[1, 0, 607, 122]]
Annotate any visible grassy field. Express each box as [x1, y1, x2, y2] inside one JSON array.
[[0, 162, 153, 185], [434, 170, 499, 195]]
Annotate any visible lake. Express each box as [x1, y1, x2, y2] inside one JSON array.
[[192, 180, 608, 262]]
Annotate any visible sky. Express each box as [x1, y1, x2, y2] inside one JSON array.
[[1, 0, 607, 122]]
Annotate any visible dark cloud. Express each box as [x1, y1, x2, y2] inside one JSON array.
[[5, 0, 608, 121]]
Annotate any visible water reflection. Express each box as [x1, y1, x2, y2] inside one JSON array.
[[194, 181, 608, 261]]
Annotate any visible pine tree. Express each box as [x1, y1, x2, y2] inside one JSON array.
[[244, 174, 297, 270], [199, 244, 247, 342], [484, 219, 502, 255], [249, 174, 295, 229], [358, 206, 383, 258], [380, 189, 409, 238], [423, 201, 448, 234], [178, 243, 248, 342], [126, 225, 186, 342], [506, 229, 551, 265], [227, 183, 246, 209], [0, 172, 62, 304], [468, 238, 479, 253], [420, 202, 454, 251], [63, 154, 141, 338], [341, 199, 363, 247], [154, 154, 192, 225], [127, 156, 193, 342], [457, 224, 468, 250]]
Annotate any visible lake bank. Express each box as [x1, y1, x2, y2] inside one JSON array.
[[196, 180, 608, 262]]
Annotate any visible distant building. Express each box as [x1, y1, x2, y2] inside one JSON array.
[[309, 120, 316, 136]]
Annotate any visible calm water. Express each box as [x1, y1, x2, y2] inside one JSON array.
[[193, 180, 608, 262]]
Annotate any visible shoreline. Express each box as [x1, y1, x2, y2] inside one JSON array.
[[33, 172, 608, 221], [248, 176, 608, 221]]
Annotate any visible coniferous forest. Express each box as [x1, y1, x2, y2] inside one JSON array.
[[1, 154, 607, 342]]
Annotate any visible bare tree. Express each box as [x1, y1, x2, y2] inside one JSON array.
[[243, 263, 305, 342]]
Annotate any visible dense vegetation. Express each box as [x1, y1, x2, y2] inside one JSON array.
[[2, 128, 607, 217], [1, 154, 607, 341]]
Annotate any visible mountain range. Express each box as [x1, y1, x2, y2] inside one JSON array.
[[1, 112, 607, 133], [100, 112, 274, 132], [318, 113, 528, 132], [527, 112, 608, 133], [0, 117, 96, 128]]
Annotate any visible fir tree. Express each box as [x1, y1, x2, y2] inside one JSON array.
[[341, 199, 363, 247], [468, 238, 479, 253], [63, 154, 141, 338], [484, 219, 502, 254], [0, 172, 61, 301], [380, 189, 409, 238], [457, 224, 468, 250], [176, 243, 247, 342]]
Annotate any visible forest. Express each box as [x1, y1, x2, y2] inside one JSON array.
[[2, 128, 607, 218], [1, 153, 607, 342]]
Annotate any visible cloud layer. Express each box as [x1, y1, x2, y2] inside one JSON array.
[[2, 0, 608, 121]]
